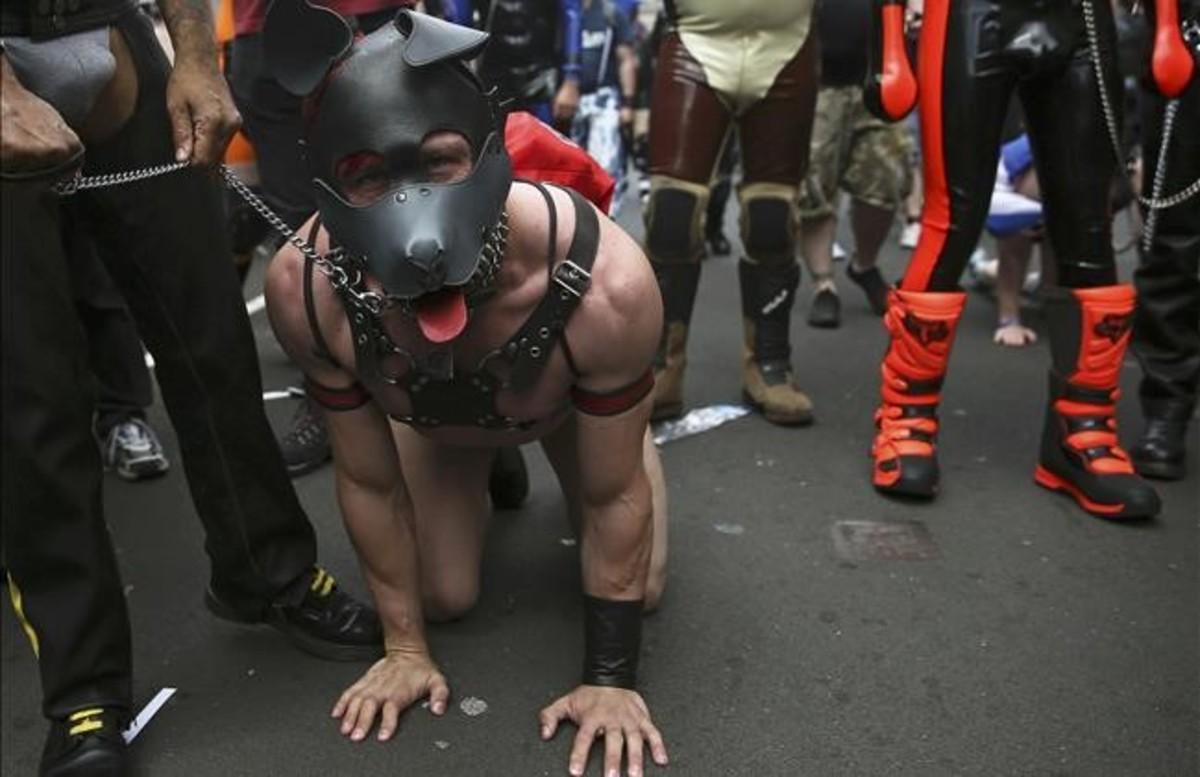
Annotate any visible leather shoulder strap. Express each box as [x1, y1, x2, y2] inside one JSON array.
[[302, 216, 341, 368], [505, 186, 601, 391]]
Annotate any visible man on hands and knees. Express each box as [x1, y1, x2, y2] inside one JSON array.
[[261, 6, 669, 775]]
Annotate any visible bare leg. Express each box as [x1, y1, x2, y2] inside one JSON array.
[[848, 198, 895, 271], [540, 416, 669, 611], [993, 233, 1037, 347], [905, 166, 923, 222], [799, 214, 838, 292], [391, 424, 494, 621]]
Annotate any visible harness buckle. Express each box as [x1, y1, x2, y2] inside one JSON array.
[[553, 260, 592, 299]]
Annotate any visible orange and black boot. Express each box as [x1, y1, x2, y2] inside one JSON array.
[[1035, 286, 1161, 519], [871, 289, 966, 498]]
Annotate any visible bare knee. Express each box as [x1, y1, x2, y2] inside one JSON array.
[[422, 578, 480, 623]]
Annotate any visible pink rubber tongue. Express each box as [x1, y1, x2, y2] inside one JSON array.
[[414, 288, 468, 343]]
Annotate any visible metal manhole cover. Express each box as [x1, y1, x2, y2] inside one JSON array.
[[832, 520, 941, 561]]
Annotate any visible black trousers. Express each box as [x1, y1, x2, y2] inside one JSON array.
[[63, 200, 154, 437], [900, 0, 1121, 292], [1133, 63, 1200, 416], [1, 9, 315, 719]]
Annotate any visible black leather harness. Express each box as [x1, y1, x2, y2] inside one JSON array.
[[304, 181, 599, 430]]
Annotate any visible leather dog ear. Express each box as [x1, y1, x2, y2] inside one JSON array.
[[394, 8, 490, 67], [263, 0, 355, 96]]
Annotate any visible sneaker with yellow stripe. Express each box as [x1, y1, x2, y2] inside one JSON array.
[[41, 707, 127, 777]]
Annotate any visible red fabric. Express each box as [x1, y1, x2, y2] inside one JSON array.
[[901, 0, 950, 291], [571, 371, 654, 416], [304, 377, 372, 411], [505, 112, 616, 213], [234, 0, 415, 37]]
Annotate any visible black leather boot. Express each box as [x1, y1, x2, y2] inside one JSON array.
[[206, 566, 383, 661], [1131, 399, 1193, 480], [41, 708, 128, 777]]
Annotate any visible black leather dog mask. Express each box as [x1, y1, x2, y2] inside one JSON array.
[[264, 2, 512, 341]]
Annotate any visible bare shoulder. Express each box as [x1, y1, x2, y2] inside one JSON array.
[[263, 215, 349, 384], [568, 203, 663, 391]]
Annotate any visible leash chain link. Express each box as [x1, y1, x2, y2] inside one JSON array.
[[1083, 1, 1200, 217], [53, 161, 386, 314]]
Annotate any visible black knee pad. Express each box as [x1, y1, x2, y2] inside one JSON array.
[[646, 187, 703, 262], [742, 197, 795, 263]]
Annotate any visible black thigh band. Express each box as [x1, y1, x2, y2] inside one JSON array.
[[582, 595, 643, 689]]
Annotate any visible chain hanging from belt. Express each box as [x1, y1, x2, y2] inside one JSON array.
[[1082, 0, 1200, 243], [51, 161, 387, 314]]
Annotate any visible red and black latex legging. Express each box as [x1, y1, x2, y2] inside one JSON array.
[[868, 0, 1172, 518], [904, 0, 1121, 292]]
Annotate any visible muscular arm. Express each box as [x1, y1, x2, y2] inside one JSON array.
[[569, 218, 662, 600], [327, 406, 429, 653], [264, 238, 428, 654], [538, 214, 669, 776]]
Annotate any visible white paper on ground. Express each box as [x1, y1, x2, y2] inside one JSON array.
[[652, 404, 751, 446], [122, 687, 177, 744], [262, 386, 306, 401]]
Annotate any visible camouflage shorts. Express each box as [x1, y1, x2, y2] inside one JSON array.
[[797, 86, 915, 218]]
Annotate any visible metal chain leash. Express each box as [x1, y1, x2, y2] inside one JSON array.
[[51, 160, 190, 195], [1083, 1, 1200, 214], [219, 166, 387, 313], [1142, 97, 1178, 251], [52, 159, 387, 314]]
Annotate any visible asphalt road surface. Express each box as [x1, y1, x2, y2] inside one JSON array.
[[3, 189, 1197, 777]]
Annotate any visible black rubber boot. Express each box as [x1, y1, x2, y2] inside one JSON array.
[[1034, 286, 1161, 519], [871, 290, 966, 498]]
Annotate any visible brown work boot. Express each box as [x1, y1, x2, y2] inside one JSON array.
[[652, 322, 689, 421], [741, 320, 813, 425], [737, 259, 811, 425]]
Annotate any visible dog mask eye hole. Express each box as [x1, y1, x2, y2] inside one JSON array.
[[335, 151, 390, 205]]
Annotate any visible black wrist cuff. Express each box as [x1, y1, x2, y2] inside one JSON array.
[[582, 595, 643, 689], [619, 94, 635, 109]]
